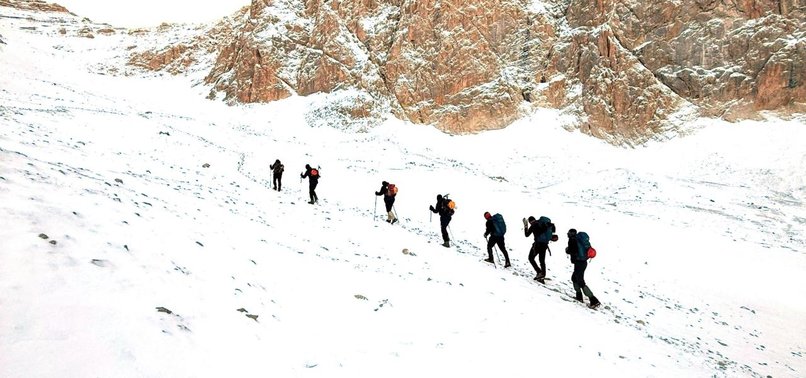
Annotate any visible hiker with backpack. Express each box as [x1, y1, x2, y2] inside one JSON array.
[[483, 212, 511, 267], [300, 164, 320, 204], [524, 216, 555, 283], [429, 194, 454, 247], [270, 159, 284, 191], [375, 181, 398, 224], [565, 229, 601, 309]]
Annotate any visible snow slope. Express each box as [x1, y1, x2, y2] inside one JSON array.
[[1, 5, 805, 378]]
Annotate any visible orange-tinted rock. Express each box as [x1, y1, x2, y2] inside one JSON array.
[[0, 0, 72, 14], [123, 0, 805, 144]]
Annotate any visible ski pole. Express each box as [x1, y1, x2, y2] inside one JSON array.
[[447, 224, 455, 241], [374, 196, 378, 220]]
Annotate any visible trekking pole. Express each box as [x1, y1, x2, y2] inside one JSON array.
[[447, 225, 455, 241], [485, 236, 497, 269], [494, 244, 503, 267], [373, 196, 378, 220], [392, 205, 400, 223]]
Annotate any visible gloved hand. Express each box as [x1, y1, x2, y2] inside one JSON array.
[[484, 233, 488, 238], [522, 217, 528, 227], [429, 205, 435, 211]]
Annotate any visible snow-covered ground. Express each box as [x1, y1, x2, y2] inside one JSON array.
[[1, 5, 805, 378], [56, 0, 249, 27]]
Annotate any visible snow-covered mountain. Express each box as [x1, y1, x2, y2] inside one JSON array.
[[121, 0, 805, 144], [1, 2, 806, 377]]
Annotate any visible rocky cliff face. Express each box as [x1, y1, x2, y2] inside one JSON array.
[[0, 0, 72, 14], [608, 0, 806, 121], [127, 0, 806, 143]]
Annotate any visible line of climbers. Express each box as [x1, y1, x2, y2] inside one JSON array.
[[482, 211, 600, 308], [267, 159, 320, 204], [266, 159, 601, 309]]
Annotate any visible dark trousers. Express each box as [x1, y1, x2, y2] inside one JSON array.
[[309, 180, 318, 203], [572, 260, 596, 301], [384, 197, 394, 212], [440, 216, 451, 242], [487, 235, 510, 263], [529, 242, 548, 277], [571, 260, 587, 288], [273, 174, 282, 191]]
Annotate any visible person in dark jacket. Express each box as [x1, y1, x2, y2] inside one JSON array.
[[375, 181, 398, 224], [565, 229, 600, 309], [429, 194, 453, 247], [483, 212, 510, 267], [524, 216, 550, 282], [270, 159, 284, 191], [300, 164, 319, 204]]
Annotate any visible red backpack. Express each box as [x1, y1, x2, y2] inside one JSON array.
[[387, 183, 398, 196], [310, 168, 319, 177]]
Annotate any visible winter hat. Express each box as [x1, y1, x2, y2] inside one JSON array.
[[305, 164, 311, 169], [527, 216, 536, 223], [436, 194, 443, 201], [382, 181, 389, 186], [567, 228, 577, 238], [484, 212, 491, 219]]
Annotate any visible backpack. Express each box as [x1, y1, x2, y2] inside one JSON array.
[[443, 196, 456, 216], [273, 164, 284, 175], [387, 183, 398, 197], [310, 168, 319, 177], [576, 232, 596, 260], [536, 216, 556, 243], [491, 213, 506, 236]]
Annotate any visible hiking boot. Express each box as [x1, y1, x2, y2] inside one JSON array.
[[575, 293, 583, 302], [308, 200, 315, 204], [588, 297, 601, 309], [442, 241, 450, 248], [504, 262, 511, 268], [484, 257, 494, 263], [391, 218, 398, 225], [386, 219, 391, 223]]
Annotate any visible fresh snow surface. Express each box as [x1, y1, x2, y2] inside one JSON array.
[[55, 0, 249, 28], [2, 6, 806, 378]]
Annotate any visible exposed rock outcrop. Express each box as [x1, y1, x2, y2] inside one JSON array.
[[128, 11, 248, 77], [610, 0, 806, 120], [0, 0, 72, 14], [117, 0, 806, 144]]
